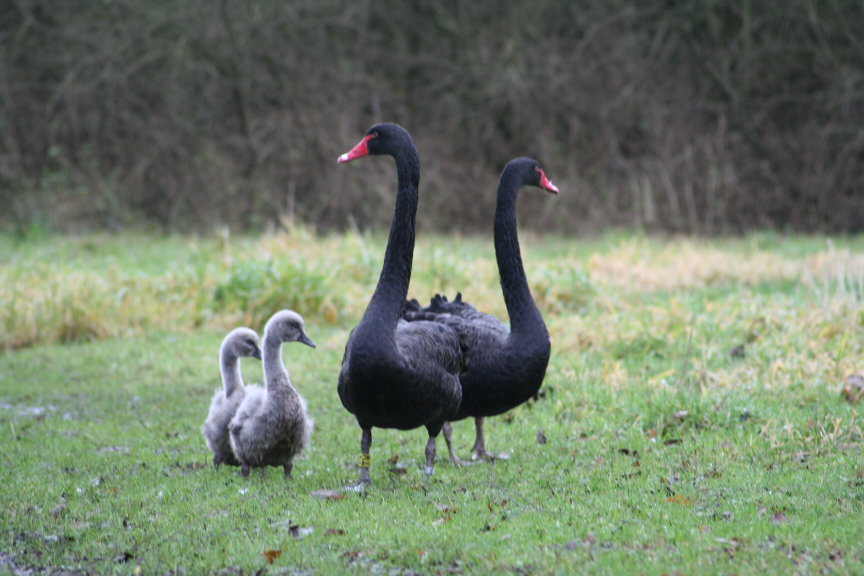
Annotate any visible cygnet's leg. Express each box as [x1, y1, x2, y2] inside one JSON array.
[[283, 462, 293, 478], [442, 422, 473, 467], [213, 455, 222, 469], [241, 463, 251, 478], [470, 418, 510, 461]]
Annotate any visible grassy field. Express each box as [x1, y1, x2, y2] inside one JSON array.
[[1, 229, 863, 575]]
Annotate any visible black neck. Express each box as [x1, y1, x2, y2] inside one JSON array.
[[494, 175, 544, 334], [361, 149, 420, 333]]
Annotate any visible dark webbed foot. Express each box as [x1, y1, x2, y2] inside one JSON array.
[[442, 422, 475, 467], [471, 448, 510, 461], [469, 417, 510, 462], [342, 464, 371, 493]]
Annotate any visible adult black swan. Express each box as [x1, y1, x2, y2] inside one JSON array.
[[404, 157, 558, 463], [337, 123, 462, 485]]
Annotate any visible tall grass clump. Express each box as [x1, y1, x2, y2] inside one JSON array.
[[1, 270, 113, 349], [0, 264, 213, 350], [529, 260, 594, 314], [212, 257, 344, 328], [803, 248, 864, 306], [410, 244, 481, 297]]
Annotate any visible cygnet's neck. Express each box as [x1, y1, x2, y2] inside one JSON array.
[[263, 335, 294, 392], [220, 350, 243, 397]]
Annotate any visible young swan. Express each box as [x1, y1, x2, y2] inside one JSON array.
[[201, 327, 262, 468], [229, 310, 316, 478]]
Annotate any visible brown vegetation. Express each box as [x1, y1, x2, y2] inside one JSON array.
[[1, 1, 862, 234]]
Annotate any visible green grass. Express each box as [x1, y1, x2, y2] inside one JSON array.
[[1, 230, 863, 575]]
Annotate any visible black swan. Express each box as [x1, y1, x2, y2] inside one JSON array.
[[404, 157, 558, 463], [228, 310, 316, 478], [201, 327, 262, 468], [337, 123, 462, 485]]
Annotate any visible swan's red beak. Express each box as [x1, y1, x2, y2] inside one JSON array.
[[538, 169, 560, 195], [338, 134, 376, 163]]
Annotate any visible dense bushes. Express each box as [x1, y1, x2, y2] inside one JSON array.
[[1, 0, 862, 234]]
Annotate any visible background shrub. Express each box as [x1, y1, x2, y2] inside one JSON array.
[[1, 1, 862, 234]]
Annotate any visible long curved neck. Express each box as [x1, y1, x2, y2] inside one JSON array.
[[220, 351, 243, 396], [262, 335, 293, 392], [495, 178, 543, 335], [361, 150, 420, 332]]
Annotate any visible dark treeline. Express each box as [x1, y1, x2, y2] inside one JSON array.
[[1, 0, 862, 235]]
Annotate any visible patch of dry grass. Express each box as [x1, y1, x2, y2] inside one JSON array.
[[0, 265, 208, 350], [587, 236, 864, 295], [2, 232, 862, 374]]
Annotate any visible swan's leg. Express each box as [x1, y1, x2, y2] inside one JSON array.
[[241, 463, 251, 478], [423, 435, 437, 478], [213, 454, 222, 469], [442, 422, 473, 467], [470, 417, 510, 461], [358, 428, 372, 485], [283, 462, 293, 478], [441, 422, 457, 463]]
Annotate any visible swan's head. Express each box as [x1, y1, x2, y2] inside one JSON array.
[[264, 310, 316, 348], [338, 123, 414, 163], [222, 327, 262, 361], [504, 158, 560, 195]]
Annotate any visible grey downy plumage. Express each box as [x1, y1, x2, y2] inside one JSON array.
[[229, 310, 316, 478], [201, 327, 262, 468]]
